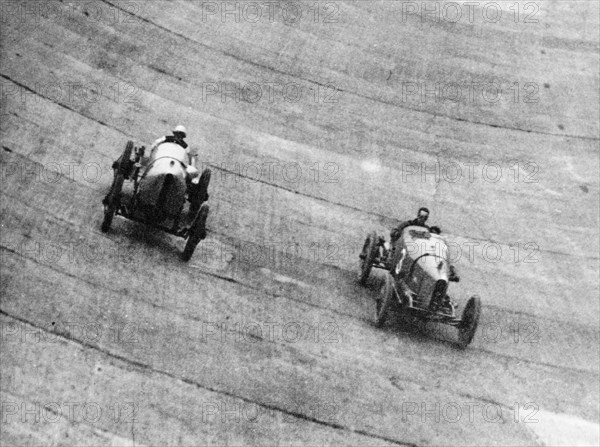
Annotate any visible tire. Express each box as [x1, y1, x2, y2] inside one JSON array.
[[182, 203, 209, 261], [197, 168, 211, 202], [101, 206, 115, 233], [118, 141, 134, 177], [101, 172, 124, 232], [375, 273, 396, 327], [457, 295, 481, 348], [358, 231, 379, 285], [101, 142, 132, 232], [189, 168, 211, 217]]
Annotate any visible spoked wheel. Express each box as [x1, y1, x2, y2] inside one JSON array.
[[375, 273, 397, 328], [182, 203, 209, 261], [457, 295, 481, 348], [101, 141, 133, 233], [358, 231, 379, 285]]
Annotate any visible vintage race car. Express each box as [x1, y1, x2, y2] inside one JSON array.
[[101, 140, 210, 261], [358, 225, 481, 348]]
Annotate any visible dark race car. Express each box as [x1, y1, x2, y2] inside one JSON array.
[[359, 225, 481, 348]]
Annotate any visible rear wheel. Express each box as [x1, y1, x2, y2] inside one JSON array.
[[375, 273, 396, 327], [457, 295, 481, 348], [182, 203, 209, 261], [358, 232, 379, 285], [101, 142, 133, 232]]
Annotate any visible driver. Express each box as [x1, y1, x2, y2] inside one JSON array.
[[147, 125, 194, 165], [144, 124, 199, 180], [372, 207, 430, 265], [388, 209, 460, 282], [390, 207, 430, 243]]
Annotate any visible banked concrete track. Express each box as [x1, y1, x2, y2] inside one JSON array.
[[1, 1, 599, 445]]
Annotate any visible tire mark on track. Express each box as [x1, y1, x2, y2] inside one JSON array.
[[0, 240, 362, 330], [202, 163, 599, 260], [0, 73, 391, 221], [1, 242, 596, 376], [101, 0, 599, 142], [2, 149, 597, 343], [0, 310, 416, 447], [4, 121, 587, 260], [2, 150, 597, 358], [5, 180, 595, 344]]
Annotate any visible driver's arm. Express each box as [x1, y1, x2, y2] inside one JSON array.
[[149, 136, 166, 153], [391, 221, 409, 242], [187, 148, 197, 167], [143, 136, 166, 164]]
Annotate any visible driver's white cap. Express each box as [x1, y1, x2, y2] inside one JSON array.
[[173, 125, 187, 136]]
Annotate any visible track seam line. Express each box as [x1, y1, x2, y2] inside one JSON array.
[[4, 133, 594, 260], [101, 0, 599, 142], [0, 243, 368, 333], [2, 179, 599, 334], [2, 244, 597, 376], [4, 194, 597, 337], [0, 309, 416, 447], [2, 172, 598, 337]]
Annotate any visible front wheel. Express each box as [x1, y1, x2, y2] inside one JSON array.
[[375, 273, 396, 328], [182, 203, 209, 261], [457, 295, 481, 348], [189, 168, 211, 217], [101, 173, 124, 232], [358, 232, 379, 285], [197, 168, 211, 201]]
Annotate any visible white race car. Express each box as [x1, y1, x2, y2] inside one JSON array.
[[359, 226, 481, 348], [101, 140, 210, 261]]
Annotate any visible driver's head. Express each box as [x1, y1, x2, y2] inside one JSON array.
[[173, 124, 187, 139], [417, 207, 429, 224]]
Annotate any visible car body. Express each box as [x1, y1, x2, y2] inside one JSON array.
[[101, 140, 210, 261], [136, 142, 189, 218], [359, 225, 481, 348]]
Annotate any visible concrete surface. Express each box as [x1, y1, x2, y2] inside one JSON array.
[[1, 0, 598, 445]]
